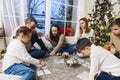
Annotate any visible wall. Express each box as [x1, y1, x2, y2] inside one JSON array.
[[111, 0, 120, 17]]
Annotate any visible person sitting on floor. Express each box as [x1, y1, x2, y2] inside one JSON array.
[[110, 17, 120, 59], [45, 24, 76, 56], [76, 38, 120, 80], [11, 17, 48, 59], [2, 26, 46, 80], [75, 17, 95, 43]]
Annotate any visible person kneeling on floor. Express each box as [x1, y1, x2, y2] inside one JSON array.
[[76, 38, 120, 80], [2, 26, 46, 80]]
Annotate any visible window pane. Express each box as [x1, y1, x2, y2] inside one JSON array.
[[51, 21, 65, 28], [27, 0, 46, 18], [52, 0, 78, 6], [65, 22, 76, 36], [65, 0, 73, 5], [37, 20, 45, 36], [65, 0, 78, 6], [51, 3, 65, 20], [27, 0, 46, 36], [66, 6, 77, 21], [52, 0, 65, 4]]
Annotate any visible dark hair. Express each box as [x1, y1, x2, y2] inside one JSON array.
[[50, 24, 61, 43], [16, 26, 32, 37], [112, 18, 120, 27], [79, 17, 90, 34], [76, 38, 92, 52], [25, 17, 37, 25]]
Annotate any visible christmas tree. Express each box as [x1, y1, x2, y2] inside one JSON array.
[[88, 0, 115, 46]]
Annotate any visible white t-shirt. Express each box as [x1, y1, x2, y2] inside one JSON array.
[[89, 44, 120, 80], [75, 29, 95, 43]]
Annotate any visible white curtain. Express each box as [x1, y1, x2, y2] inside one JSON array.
[[1, 0, 27, 37], [0, 0, 2, 27]]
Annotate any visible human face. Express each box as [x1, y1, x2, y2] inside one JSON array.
[[79, 20, 86, 29], [51, 26, 58, 36], [80, 46, 91, 56], [20, 33, 31, 43], [26, 22, 36, 31], [112, 25, 120, 36]]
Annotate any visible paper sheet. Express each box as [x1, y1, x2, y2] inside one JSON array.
[[77, 71, 89, 80], [36, 66, 51, 76]]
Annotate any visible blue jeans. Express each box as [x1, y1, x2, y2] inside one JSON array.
[[29, 49, 46, 59], [97, 72, 120, 80], [4, 63, 36, 80], [58, 44, 76, 54]]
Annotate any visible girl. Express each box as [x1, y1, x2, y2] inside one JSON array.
[[45, 24, 76, 56], [75, 17, 95, 43], [2, 26, 46, 80]]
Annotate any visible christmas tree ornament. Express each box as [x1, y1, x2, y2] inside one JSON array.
[[99, 0, 104, 4]]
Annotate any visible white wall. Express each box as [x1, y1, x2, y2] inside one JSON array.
[[0, 0, 2, 27], [111, 0, 120, 17], [85, 0, 95, 17]]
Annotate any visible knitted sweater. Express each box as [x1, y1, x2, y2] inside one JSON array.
[[110, 33, 120, 57]]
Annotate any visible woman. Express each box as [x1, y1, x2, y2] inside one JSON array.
[[45, 24, 76, 56], [75, 17, 95, 43]]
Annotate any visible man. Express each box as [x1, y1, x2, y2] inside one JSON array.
[[11, 17, 48, 59], [110, 17, 120, 58], [76, 38, 120, 80]]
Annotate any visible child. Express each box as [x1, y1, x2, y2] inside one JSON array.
[[2, 26, 46, 80], [76, 38, 120, 80], [45, 24, 76, 56], [110, 17, 120, 58], [75, 17, 95, 43]]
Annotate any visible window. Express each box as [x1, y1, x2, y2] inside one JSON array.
[[28, 0, 78, 36], [51, 0, 78, 36], [2, 0, 78, 37], [27, 0, 46, 36]]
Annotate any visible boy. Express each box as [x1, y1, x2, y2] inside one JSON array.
[[110, 17, 120, 58], [76, 38, 120, 80]]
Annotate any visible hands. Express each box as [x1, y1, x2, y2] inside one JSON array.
[[37, 32, 42, 37], [110, 45, 116, 54], [77, 37, 80, 41], [94, 73, 98, 80], [45, 35, 50, 41], [39, 60, 46, 67], [50, 51, 56, 56]]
